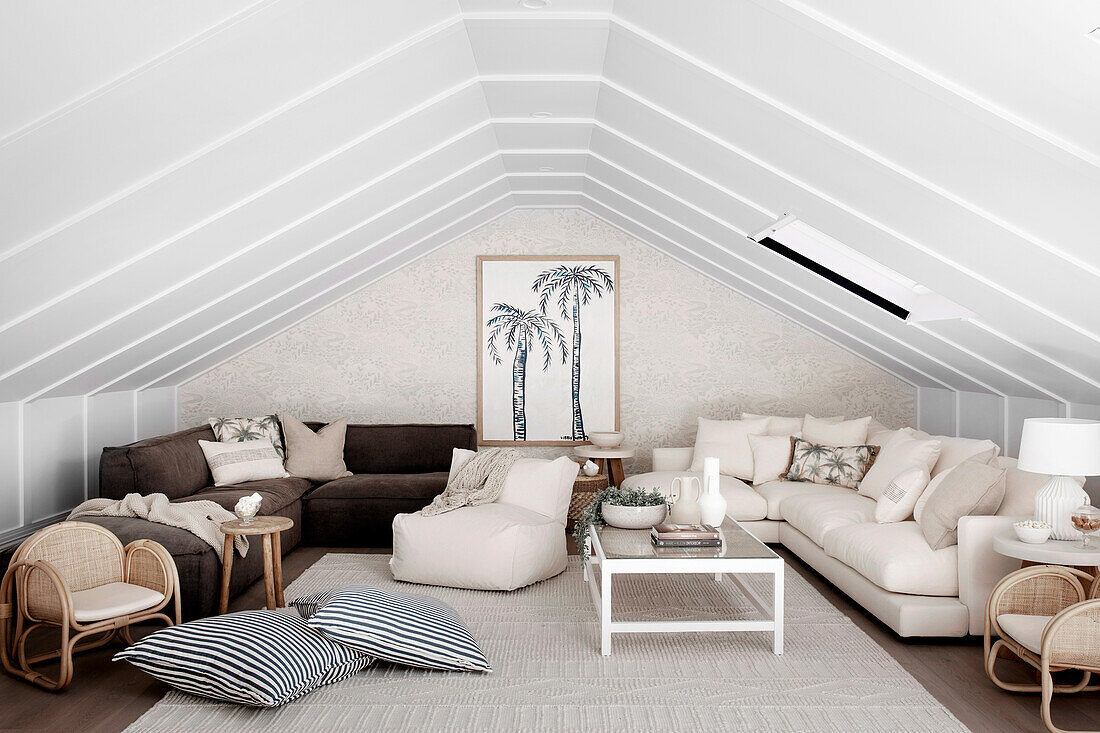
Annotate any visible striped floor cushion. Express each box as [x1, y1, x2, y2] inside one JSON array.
[[114, 610, 372, 707], [293, 585, 491, 672]]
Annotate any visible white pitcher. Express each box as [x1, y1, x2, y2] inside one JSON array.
[[669, 475, 702, 524]]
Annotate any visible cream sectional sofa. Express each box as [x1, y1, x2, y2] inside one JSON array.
[[622, 444, 1066, 638]]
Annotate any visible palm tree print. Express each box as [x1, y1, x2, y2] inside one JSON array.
[[532, 265, 614, 441], [486, 303, 568, 441], [786, 438, 878, 489]]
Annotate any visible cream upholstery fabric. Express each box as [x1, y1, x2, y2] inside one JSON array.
[[802, 415, 871, 446], [857, 432, 941, 500], [742, 413, 804, 436], [874, 467, 931, 523], [992, 456, 1085, 517], [198, 439, 288, 486], [446, 450, 578, 520], [931, 436, 999, 477], [782, 492, 877, 547], [996, 614, 1050, 654], [747, 433, 799, 485], [919, 461, 1006, 550], [688, 417, 770, 480], [755, 480, 853, 520], [71, 582, 165, 622], [280, 414, 352, 481], [620, 471, 767, 521], [823, 521, 959, 596], [391, 503, 567, 591]]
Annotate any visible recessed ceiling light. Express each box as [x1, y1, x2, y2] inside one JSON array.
[[530, 111, 553, 118], [538, 166, 554, 172], [520, 0, 551, 8]]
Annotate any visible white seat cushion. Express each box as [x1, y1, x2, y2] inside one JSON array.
[[620, 471, 767, 521], [782, 492, 877, 547], [391, 503, 566, 591], [755, 480, 854, 520], [71, 582, 165, 622], [996, 614, 1050, 654], [822, 522, 959, 596]]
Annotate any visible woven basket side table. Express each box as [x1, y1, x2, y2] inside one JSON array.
[[569, 473, 609, 522]]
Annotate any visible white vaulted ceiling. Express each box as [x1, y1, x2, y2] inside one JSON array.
[[3, 0, 1099, 407]]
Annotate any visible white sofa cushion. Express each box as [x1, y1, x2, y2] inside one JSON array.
[[874, 468, 931, 523], [742, 413, 804, 436], [857, 433, 941, 500], [782, 492, 877, 547], [621, 471, 767, 521], [747, 433, 799, 485], [72, 582, 165, 622], [390, 503, 567, 591], [754, 480, 854, 521], [996, 614, 1049, 654], [823, 521, 959, 596], [688, 417, 770, 480], [931, 436, 999, 477], [802, 415, 871, 446]]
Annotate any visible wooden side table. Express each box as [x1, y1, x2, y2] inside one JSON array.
[[219, 516, 294, 614], [573, 446, 635, 487]]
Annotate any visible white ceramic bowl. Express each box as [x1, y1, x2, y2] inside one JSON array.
[[589, 431, 624, 448], [1013, 522, 1052, 544], [601, 502, 667, 529]]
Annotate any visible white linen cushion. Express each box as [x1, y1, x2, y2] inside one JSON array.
[[782, 492, 877, 547], [996, 614, 1050, 654], [748, 433, 799, 485], [857, 433, 942, 500], [391, 503, 567, 591], [444, 450, 578, 522], [620, 471, 767, 521], [874, 468, 931, 523], [72, 582, 165, 622], [198, 439, 289, 487], [913, 465, 954, 524], [865, 417, 892, 445], [931, 436, 1000, 477], [689, 416, 771, 480], [823, 521, 959, 596], [754, 480, 854, 521], [742, 413, 804, 436], [919, 461, 1007, 550], [801, 415, 871, 446]]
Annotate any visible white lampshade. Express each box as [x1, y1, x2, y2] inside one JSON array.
[[1016, 418, 1100, 476]]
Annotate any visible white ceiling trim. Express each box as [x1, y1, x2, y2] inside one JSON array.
[[968, 320, 1100, 394]]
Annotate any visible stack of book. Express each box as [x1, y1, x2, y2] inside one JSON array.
[[650, 522, 722, 547]]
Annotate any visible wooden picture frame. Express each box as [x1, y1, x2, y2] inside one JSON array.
[[477, 255, 620, 446]]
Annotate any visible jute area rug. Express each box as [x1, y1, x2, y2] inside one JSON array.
[[125, 553, 968, 732]]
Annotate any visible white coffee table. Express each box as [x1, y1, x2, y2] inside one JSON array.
[[584, 519, 784, 656]]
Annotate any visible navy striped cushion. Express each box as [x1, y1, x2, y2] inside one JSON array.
[[113, 610, 372, 707], [296, 585, 491, 672]]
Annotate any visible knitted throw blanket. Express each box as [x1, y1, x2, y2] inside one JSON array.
[[69, 492, 248, 561], [422, 448, 523, 516]]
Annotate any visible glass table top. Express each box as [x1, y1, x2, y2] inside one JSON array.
[[594, 519, 779, 561]]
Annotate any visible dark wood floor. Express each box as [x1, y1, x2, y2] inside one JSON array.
[[1, 542, 1096, 733]]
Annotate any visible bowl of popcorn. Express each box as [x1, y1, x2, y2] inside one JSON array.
[[1013, 519, 1052, 544]]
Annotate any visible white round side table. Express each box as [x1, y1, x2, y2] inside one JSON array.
[[574, 446, 635, 487], [993, 533, 1099, 573]]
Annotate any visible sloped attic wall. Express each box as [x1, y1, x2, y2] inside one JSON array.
[[179, 208, 916, 471]]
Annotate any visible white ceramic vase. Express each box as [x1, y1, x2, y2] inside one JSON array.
[[1034, 475, 1089, 541], [699, 466, 727, 527], [668, 475, 702, 524]]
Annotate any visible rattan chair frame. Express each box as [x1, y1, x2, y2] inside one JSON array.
[[1, 521, 181, 691], [984, 565, 1100, 733]]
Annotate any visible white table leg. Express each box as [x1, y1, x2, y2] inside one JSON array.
[[601, 566, 612, 656], [773, 564, 784, 655], [714, 572, 723, 582]]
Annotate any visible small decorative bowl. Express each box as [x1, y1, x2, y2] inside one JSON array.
[[1013, 520, 1052, 544], [235, 508, 259, 526], [601, 502, 667, 529], [589, 431, 624, 448]]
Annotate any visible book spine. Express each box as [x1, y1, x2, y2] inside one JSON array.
[[651, 533, 721, 541], [652, 539, 723, 547]]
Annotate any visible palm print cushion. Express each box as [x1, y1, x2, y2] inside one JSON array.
[[209, 415, 286, 459], [785, 437, 879, 489]]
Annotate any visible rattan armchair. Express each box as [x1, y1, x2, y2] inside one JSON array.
[[984, 565, 1100, 733], [1, 521, 181, 690]]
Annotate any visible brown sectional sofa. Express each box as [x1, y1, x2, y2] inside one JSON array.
[[91, 422, 476, 619]]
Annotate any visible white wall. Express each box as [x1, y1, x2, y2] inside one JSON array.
[[0, 387, 177, 546]]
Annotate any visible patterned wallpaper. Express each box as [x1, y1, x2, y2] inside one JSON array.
[[179, 209, 916, 473]]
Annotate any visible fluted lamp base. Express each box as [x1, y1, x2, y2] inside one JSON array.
[[1033, 475, 1089, 541]]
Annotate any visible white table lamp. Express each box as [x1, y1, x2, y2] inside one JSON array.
[[1017, 418, 1100, 540]]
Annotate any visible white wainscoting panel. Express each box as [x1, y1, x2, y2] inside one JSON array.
[[916, 387, 955, 436], [87, 391, 137, 496], [1003, 396, 1063, 457], [957, 391, 1005, 446], [22, 395, 86, 524], [137, 387, 178, 439], [0, 402, 21, 534]]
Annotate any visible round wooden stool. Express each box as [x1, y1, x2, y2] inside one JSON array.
[[219, 516, 294, 614]]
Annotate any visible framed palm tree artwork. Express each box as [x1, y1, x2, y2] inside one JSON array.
[[477, 255, 619, 446]]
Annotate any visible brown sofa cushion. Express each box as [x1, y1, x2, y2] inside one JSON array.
[[180, 477, 315, 515], [319, 423, 475, 475], [100, 425, 216, 500], [307, 472, 448, 502]]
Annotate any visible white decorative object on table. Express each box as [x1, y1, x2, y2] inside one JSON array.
[[699, 456, 728, 526], [233, 492, 263, 526], [589, 432, 624, 448], [668, 475, 702, 524], [582, 460, 599, 477], [1016, 418, 1100, 540], [600, 502, 668, 529], [1011, 520, 1052, 544]]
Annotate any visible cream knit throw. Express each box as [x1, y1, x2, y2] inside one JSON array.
[[69, 492, 248, 561], [422, 448, 523, 516]]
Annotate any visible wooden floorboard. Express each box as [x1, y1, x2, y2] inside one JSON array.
[[1, 543, 1096, 732]]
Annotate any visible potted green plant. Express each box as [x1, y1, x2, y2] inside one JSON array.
[[573, 486, 669, 564]]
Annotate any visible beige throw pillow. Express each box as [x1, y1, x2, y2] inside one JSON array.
[[857, 432, 942, 500], [281, 414, 353, 482], [918, 461, 1007, 550], [801, 415, 871, 447], [198, 439, 289, 487], [874, 467, 931, 523], [689, 416, 771, 480], [748, 432, 801, 485]]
